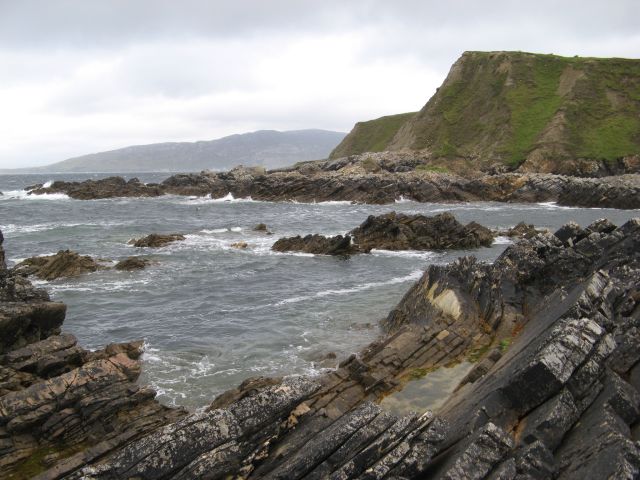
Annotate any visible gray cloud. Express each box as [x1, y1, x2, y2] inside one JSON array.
[[0, 0, 638, 168]]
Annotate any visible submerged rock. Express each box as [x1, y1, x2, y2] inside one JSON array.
[[114, 256, 151, 271], [231, 241, 249, 249], [13, 250, 104, 280], [130, 233, 186, 248]]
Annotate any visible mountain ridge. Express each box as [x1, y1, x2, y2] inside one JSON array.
[[4, 129, 346, 173]]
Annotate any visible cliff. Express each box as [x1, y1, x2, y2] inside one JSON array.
[[331, 51, 640, 175]]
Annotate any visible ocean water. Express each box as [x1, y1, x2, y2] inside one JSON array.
[[1, 173, 638, 409]]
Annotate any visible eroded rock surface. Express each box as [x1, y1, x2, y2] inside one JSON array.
[[0, 230, 184, 479], [272, 212, 493, 255], [24, 159, 640, 209], [2, 217, 639, 479], [13, 251, 104, 280], [129, 233, 186, 248], [114, 257, 151, 271]]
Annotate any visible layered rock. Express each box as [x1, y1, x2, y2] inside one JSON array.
[[24, 162, 640, 209], [2, 218, 639, 479], [13, 251, 105, 280], [27, 177, 163, 200], [0, 229, 185, 479], [129, 233, 185, 248], [272, 212, 493, 255]]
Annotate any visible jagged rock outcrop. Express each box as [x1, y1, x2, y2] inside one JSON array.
[[129, 233, 186, 248], [24, 162, 640, 209], [272, 234, 358, 256], [272, 212, 494, 255], [0, 230, 184, 479], [2, 217, 639, 479], [28, 177, 163, 200], [498, 221, 542, 239], [12, 251, 105, 281], [351, 212, 493, 251]]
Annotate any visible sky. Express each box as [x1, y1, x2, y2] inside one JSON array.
[[0, 1, 638, 168]]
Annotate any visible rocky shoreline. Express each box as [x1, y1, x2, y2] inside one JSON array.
[[0, 215, 638, 479], [25, 154, 640, 209]]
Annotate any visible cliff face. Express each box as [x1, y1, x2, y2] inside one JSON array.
[[331, 51, 640, 174]]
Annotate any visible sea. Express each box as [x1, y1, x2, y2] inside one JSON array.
[[1, 172, 638, 410]]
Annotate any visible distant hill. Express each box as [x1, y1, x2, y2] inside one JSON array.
[[12, 129, 346, 173], [331, 51, 640, 173]]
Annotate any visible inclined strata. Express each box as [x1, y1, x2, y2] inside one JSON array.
[[25, 158, 640, 209], [0, 217, 639, 479]]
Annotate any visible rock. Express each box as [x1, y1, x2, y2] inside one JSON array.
[[503, 221, 541, 239], [2, 218, 640, 478], [272, 213, 494, 256], [13, 250, 104, 280], [253, 223, 269, 232], [230, 241, 248, 249], [272, 234, 359, 256], [27, 176, 163, 200], [24, 164, 640, 209], [130, 233, 186, 248], [351, 212, 494, 251], [114, 256, 150, 270], [0, 228, 5, 271]]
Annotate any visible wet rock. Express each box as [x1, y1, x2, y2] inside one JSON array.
[[272, 234, 359, 256], [502, 221, 541, 239], [13, 250, 104, 280], [273, 212, 494, 256], [231, 241, 249, 249], [253, 223, 269, 232], [430, 422, 514, 480], [27, 176, 164, 200], [130, 233, 186, 248], [351, 212, 494, 251], [114, 256, 150, 270]]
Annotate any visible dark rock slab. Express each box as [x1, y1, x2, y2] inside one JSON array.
[[13, 250, 104, 280], [130, 233, 186, 248]]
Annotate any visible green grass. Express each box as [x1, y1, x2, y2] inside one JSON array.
[[330, 112, 416, 158], [333, 51, 640, 166], [416, 164, 450, 173], [503, 56, 565, 164]]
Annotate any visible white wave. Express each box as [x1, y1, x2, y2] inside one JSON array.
[[493, 236, 513, 245], [1, 220, 127, 234], [44, 277, 152, 294], [230, 227, 242, 232], [200, 228, 230, 234], [274, 269, 424, 306], [0, 189, 70, 200], [536, 201, 579, 210], [395, 195, 413, 203], [210, 192, 254, 203], [42, 180, 53, 188], [370, 249, 438, 259]]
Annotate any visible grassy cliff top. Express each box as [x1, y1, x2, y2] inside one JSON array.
[[330, 51, 640, 169], [330, 112, 416, 159]]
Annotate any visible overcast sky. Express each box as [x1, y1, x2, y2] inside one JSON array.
[[1, 0, 638, 168]]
